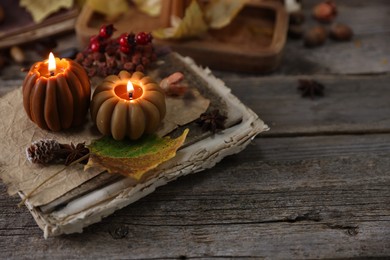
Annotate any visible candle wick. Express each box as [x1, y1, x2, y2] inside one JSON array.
[[50, 71, 54, 76], [128, 91, 133, 100]]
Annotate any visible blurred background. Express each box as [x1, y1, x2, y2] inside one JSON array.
[[0, 0, 389, 81]]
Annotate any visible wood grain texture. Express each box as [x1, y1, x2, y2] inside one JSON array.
[[275, 0, 390, 75], [0, 0, 389, 258], [1, 134, 389, 259], [220, 74, 390, 136]]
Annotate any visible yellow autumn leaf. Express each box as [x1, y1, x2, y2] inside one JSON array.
[[20, 0, 74, 24], [153, 0, 208, 39], [133, 0, 161, 17], [85, 129, 189, 180], [86, 0, 129, 19], [205, 0, 248, 29]]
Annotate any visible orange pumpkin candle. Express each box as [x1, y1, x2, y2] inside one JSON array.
[[90, 70, 166, 140], [22, 52, 91, 131]]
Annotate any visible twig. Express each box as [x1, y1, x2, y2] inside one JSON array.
[[18, 153, 90, 208]]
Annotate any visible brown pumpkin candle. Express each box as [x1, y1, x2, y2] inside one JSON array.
[[22, 52, 91, 131], [90, 71, 166, 140]]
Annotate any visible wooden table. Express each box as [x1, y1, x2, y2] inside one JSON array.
[[0, 1, 389, 258]]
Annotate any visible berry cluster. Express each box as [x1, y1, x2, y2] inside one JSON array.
[[75, 24, 157, 77]]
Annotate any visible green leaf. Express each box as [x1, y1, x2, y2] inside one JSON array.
[[85, 129, 189, 180]]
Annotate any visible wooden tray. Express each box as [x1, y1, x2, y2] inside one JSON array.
[[75, 1, 288, 72], [0, 1, 78, 49], [8, 53, 267, 237]]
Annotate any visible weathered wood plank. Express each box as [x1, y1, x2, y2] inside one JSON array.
[[219, 74, 390, 136], [0, 134, 389, 259], [0, 1, 389, 258]]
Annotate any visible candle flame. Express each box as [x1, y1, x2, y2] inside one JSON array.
[[48, 52, 56, 73], [127, 81, 134, 99], [127, 81, 134, 93]]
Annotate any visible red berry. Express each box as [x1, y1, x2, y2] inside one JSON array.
[[136, 64, 144, 72], [135, 32, 150, 45], [99, 24, 115, 38], [141, 57, 150, 66], [105, 45, 116, 56], [90, 41, 101, 52], [120, 45, 131, 54], [75, 52, 84, 62], [132, 53, 141, 64], [89, 35, 101, 43], [124, 62, 135, 71], [118, 33, 129, 47], [92, 52, 104, 62], [143, 44, 153, 54], [89, 35, 104, 52]]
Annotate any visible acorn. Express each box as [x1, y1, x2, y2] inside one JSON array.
[[330, 23, 353, 41], [304, 26, 327, 48], [313, 0, 337, 23]]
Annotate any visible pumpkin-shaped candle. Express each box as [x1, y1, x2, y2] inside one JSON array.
[[90, 70, 166, 140], [22, 52, 91, 131]]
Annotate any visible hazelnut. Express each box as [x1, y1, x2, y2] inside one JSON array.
[[330, 23, 353, 41], [313, 0, 337, 23], [289, 11, 305, 25], [304, 26, 327, 48]]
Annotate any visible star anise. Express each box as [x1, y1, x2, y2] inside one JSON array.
[[197, 109, 227, 134], [297, 79, 325, 99], [56, 142, 90, 166]]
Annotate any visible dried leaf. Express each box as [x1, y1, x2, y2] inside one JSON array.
[[0, 89, 102, 207], [165, 89, 210, 126], [20, 0, 74, 23], [86, 0, 129, 19], [155, 88, 210, 137], [86, 129, 189, 180], [133, 0, 161, 17], [153, 0, 208, 39], [205, 0, 248, 29]]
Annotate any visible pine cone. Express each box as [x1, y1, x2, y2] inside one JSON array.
[[26, 139, 61, 164]]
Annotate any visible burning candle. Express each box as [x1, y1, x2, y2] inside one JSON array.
[[90, 70, 166, 140], [22, 52, 91, 131], [48, 52, 56, 76]]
